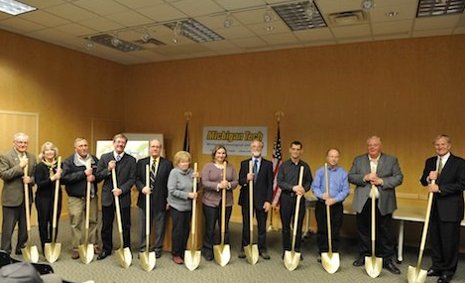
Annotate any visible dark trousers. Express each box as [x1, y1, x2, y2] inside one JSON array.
[[315, 200, 343, 253], [101, 204, 131, 252], [170, 207, 191, 257], [35, 195, 62, 250], [429, 202, 461, 276], [202, 203, 232, 255], [1, 204, 28, 254], [356, 199, 394, 260], [240, 204, 268, 252], [139, 207, 166, 252], [279, 194, 306, 252]]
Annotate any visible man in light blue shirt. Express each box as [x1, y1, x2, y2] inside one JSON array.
[[311, 148, 349, 262]]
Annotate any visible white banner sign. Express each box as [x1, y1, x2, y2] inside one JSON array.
[[202, 126, 267, 156]]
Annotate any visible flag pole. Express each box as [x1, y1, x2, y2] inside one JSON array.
[[183, 111, 192, 153], [268, 111, 284, 232]]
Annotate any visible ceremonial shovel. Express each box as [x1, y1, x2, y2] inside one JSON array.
[[284, 166, 304, 271], [365, 185, 383, 278], [21, 164, 39, 263], [213, 162, 231, 266], [78, 159, 94, 264], [139, 165, 156, 271], [111, 168, 132, 268], [321, 163, 340, 274], [407, 180, 435, 283], [184, 163, 201, 271], [244, 161, 259, 265], [45, 156, 62, 263]]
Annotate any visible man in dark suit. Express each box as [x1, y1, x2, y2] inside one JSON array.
[[0, 133, 36, 255], [348, 136, 403, 274], [135, 139, 172, 258], [420, 135, 465, 283], [95, 133, 136, 260], [238, 139, 273, 260]]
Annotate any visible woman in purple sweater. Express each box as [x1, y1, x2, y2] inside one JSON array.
[[201, 145, 238, 261]]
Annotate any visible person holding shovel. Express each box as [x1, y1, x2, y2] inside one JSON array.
[[238, 139, 273, 260], [348, 135, 403, 275], [34, 142, 62, 254], [311, 148, 349, 263], [420, 135, 465, 283]]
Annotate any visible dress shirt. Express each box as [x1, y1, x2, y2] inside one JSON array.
[[312, 165, 349, 203]]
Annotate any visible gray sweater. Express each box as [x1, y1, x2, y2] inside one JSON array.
[[167, 167, 194, 212]]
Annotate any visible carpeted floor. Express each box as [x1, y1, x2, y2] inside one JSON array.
[[7, 210, 465, 283]]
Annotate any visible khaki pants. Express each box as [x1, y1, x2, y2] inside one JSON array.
[[68, 196, 99, 249]]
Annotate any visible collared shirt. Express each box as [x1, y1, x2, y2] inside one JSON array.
[[277, 159, 312, 193], [368, 154, 381, 198], [252, 156, 261, 175], [436, 152, 450, 171], [113, 151, 125, 161], [312, 165, 349, 203], [150, 156, 160, 177], [75, 153, 91, 167]]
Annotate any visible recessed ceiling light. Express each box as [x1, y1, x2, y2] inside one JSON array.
[[385, 11, 399, 17], [0, 0, 37, 16]]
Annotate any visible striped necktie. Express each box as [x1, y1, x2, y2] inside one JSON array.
[[150, 159, 157, 189]]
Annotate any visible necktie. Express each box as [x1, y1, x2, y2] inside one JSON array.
[[438, 157, 443, 176], [150, 159, 157, 189], [253, 159, 258, 182], [116, 154, 121, 162]]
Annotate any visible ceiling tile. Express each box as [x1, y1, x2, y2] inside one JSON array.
[[294, 27, 334, 41], [234, 8, 274, 25], [196, 14, 233, 29], [170, 0, 224, 17], [315, 0, 363, 14], [229, 36, 267, 48], [337, 36, 373, 44], [331, 24, 371, 38], [414, 15, 461, 30], [20, 10, 70, 28], [21, 0, 64, 9], [213, 0, 266, 10], [104, 10, 153, 27], [200, 39, 238, 50], [372, 20, 413, 35], [247, 21, 289, 35], [260, 32, 299, 45], [215, 25, 255, 39], [54, 23, 96, 36], [45, 3, 98, 22], [74, 0, 129, 16], [373, 32, 411, 41], [136, 3, 187, 22], [413, 28, 453, 37], [303, 39, 337, 47], [0, 17, 46, 33], [369, 1, 417, 23], [453, 27, 465, 34], [114, 0, 165, 9], [79, 17, 124, 32]]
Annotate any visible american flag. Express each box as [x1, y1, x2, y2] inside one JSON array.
[[271, 122, 282, 206]]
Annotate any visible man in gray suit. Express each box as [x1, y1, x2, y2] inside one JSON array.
[[0, 132, 37, 255], [348, 136, 403, 274]]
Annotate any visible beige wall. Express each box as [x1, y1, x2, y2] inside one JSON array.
[[1, 27, 465, 248]]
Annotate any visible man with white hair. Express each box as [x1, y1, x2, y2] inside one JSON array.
[[0, 132, 37, 255]]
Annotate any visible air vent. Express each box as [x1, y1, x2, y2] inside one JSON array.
[[272, 1, 327, 31], [417, 0, 465, 17], [89, 34, 143, 52], [134, 38, 166, 46], [328, 10, 367, 26]]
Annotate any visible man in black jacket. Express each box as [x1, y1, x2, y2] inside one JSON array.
[[420, 135, 465, 283], [61, 138, 100, 260], [238, 139, 273, 260]]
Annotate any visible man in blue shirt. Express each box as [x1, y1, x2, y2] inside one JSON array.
[[312, 148, 349, 261]]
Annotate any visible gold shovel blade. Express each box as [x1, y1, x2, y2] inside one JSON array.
[[139, 251, 156, 271], [244, 244, 259, 265], [116, 247, 132, 268], [407, 266, 427, 283], [365, 256, 383, 278], [283, 250, 301, 271], [321, 252, 340, 274], [213, 244, 230, 267], [78, 243, 94, 264], [22, 245, 39, 263], [184, 250, 201, 271], [44, 242, 61, 263]]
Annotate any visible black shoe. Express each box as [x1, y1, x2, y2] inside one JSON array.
[[203, 252, 213, 261], [384, 261, 401, 275], [97, 250, 110, 260], [260, 252, 270, 260], [238, 250, 245, 259], [428, 268, 442, 277], [317, 255, 322, 263], [437, 274, 452, 283], [14, 249, 22, 256], [353, 257, 365, 267], [155, 250, 162, 259]]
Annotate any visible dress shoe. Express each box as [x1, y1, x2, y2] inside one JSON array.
[[317, 255, 322, 263], [353, 257, 365, 267], [260, 252, 270, 260], [437, 274, 452, 283], [238, 250, 246, 259], [203, 252, 213, 261], [14, 249, 22, 256], [155, 250, 162, 259], [97, 250, 110, 260], [172, 255, 184, 264], [384, 261, 401, 275], [427, 268, 442, 277], [71, 249, 80, 260]]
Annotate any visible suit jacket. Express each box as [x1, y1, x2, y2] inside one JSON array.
[[0, 149, 36, 207], [95, 152, 136, 208], [420, 154, 465, 222], [135, 156, 173, 212], [61, 154, 100, 198], [238, 158, 273, 209], [348, 153, 403, 215]]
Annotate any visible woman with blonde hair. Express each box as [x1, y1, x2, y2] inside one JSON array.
[[34, 142, 62, 252], [167, 151, 198, 264]]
